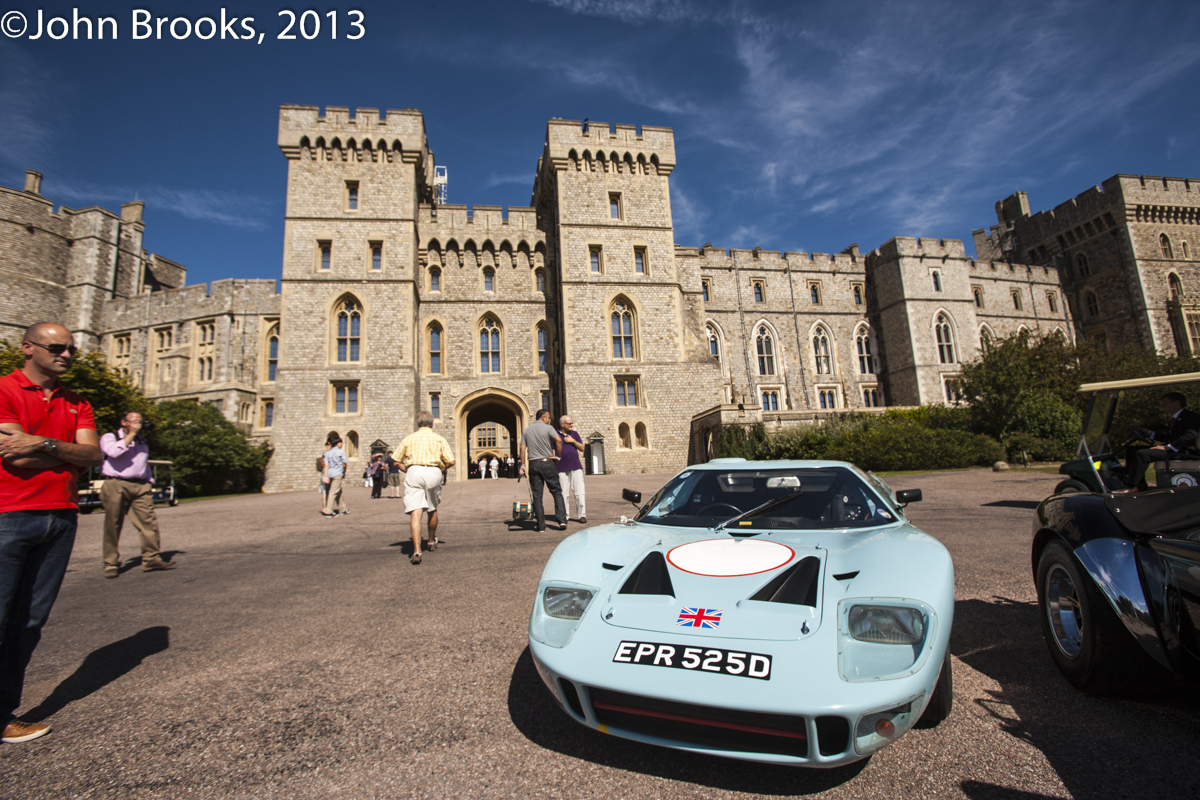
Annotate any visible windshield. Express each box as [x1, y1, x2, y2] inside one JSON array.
[[634, 466, 897, 530], [1082, 390, 1121, 456]]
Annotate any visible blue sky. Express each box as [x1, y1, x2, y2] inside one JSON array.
[[3, 0, 1198, 288]]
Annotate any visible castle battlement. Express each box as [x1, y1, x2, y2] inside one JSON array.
[[278, 104, 427, 153], [869, 237, 968, 261], [544, 118, 675, 174], [418, 203, 540, 231]]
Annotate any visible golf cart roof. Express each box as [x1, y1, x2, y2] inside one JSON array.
[[1078, 372, 1200, 394]]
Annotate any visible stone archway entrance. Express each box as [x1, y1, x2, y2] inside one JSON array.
[[454, 388, 530, 482]]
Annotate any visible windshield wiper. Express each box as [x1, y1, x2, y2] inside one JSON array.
[[714, 490, 804, 533]]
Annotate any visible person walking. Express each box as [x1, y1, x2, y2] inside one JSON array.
[[318, 441, 331, 510], [99, 411, 176, 576], [386, 449, 401, 498], [489, 456, 499, 480], [0, 322, 102, 744], [557, 415, 587, 523], [394, 412, 455, 565], [322, 436, 348, 517], [369, 452, 386, 499], [519, 409, 566, 531]]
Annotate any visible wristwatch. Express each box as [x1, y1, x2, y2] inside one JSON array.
[[42, 438, 58, 454]]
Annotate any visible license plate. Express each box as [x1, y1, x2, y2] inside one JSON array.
[[612, 640, 772, 680]]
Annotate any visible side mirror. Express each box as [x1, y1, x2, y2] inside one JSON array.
[[895, 489, 922, 506], [622, 489, 642, 505]]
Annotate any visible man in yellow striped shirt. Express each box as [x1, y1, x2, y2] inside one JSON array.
[[395, 411, 455, 565]]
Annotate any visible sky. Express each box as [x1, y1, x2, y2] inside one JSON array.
[[3, 0, 1199, 288]]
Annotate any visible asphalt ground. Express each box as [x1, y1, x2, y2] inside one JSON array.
[[1, 468, 1197, 799]]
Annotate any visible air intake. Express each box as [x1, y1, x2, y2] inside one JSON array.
[[619, 551, 675, 596], [749, 556, 821, 606]]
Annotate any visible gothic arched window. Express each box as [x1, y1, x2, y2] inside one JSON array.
[[813, 327, 832, 374], [536, 325, 548, 372], [936, 314, 956, 364], [1076, 253, 1090, 277], [1086, 292, 1100, 317], [535, 268, 546, 293], [428, 324, 443, 374], [479, 318, 501, 373], [856, 327, 875, 374], [335, 298, 361, 362], [430, 267, 441, 292], [267, 328, 279, 382], [1161, 233, 1174, 259], [756, 326, 775, 375], [707, 325, 720, 360], [1170, 274, 1183, 299], [483, 267, 495, 292], [611, 301, 635, 359]]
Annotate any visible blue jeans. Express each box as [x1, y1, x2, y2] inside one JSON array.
[[0, 510, 77, 724]]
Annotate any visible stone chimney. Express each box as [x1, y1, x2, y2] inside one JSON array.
[[121, 201, 144, 223], [24, 170, 42, 195]]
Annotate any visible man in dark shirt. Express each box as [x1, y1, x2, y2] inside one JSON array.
[[1118, 392, 1200, 493], [519, 409, 565, 531]]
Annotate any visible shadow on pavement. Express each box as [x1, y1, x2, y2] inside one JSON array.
[[980, 500, 1042, 510], [506, 646, 868, 795], [960, 781, 1069, 800], [953, 598, 1198, 800], [23, 626, 170, 723]]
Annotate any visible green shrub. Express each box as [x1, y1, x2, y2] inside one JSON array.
[[1004, 431, 1073, 463]]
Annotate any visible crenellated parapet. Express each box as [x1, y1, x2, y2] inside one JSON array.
[[416, 203, 548, 269], [542, 118, 676, 176], [278, 104, 428, 163]]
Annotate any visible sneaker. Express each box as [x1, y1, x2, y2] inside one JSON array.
[[338, 510, 350, 516], [104, 566, 119, 579], [3, 720, 50, 743], [322, 512, 336, 517], [142, 559, 178, 572]]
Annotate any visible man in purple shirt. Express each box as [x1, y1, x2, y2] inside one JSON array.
[[99, 411, 176, 577], [557, 415, 587, 523]]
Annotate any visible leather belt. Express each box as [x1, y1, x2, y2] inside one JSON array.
[[528, 457, 556, 462]]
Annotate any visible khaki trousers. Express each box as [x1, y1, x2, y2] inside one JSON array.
[[101, 479, 162, 568], [323, 475, 347, 514]]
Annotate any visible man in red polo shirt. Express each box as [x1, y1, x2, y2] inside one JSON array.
[[0, 322, 101, 744]]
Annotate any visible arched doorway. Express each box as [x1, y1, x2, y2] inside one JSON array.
[[454, 388, 530, 482]]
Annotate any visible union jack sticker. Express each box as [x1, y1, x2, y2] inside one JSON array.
[[676, 607, 722, 629]]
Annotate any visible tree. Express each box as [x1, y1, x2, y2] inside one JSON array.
[[953, 331, 1080, 446], [148, 400, 272, 497]]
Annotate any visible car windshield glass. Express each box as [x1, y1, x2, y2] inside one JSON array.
[[1083, 390, 1120, 456], [634, 466, 896, 530]]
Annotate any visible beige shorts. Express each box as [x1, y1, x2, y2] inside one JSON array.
[[404, 465, 443, 513]]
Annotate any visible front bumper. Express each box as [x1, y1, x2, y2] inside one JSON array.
[[529, 622, 943, 768]]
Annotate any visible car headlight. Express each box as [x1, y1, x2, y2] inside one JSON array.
[[530, 582, 598, 649], [848, 605, 925, 644], [838, 600, 935, 682], [543, 587, 594, 620]]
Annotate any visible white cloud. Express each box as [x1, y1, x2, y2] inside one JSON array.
[[0, 43, 63, 172], [51, 181, 272, 231]]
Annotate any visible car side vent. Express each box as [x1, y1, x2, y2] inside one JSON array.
[[618, 551, 675, 596], [749, 557, 821, 606]]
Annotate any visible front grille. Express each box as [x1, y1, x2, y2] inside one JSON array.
[[588, 686, 808, 757]]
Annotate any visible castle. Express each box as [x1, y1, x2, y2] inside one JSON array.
[[2, 105, 1196, 490]]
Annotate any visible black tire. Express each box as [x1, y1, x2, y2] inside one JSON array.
[[1054, 479, 1090, 495], [915, 652, 952, 728], [1035, 539, 1165, 695]]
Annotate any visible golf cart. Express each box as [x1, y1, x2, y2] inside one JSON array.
[[77, 460, 178, 513], [1055, 372, 1200, 495]]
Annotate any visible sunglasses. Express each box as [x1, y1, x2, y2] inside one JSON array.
[[28, 341, 78, 356]]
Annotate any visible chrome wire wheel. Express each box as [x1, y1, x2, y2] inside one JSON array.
[[1045, 564, 1083, 658]]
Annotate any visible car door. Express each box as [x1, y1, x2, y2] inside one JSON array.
[[1148, 538, 1200, 661]]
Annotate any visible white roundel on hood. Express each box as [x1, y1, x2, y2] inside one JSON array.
[[666, 539, 795, 577]]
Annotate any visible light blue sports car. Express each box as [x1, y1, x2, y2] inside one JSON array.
[[528, 459, 954, 767]]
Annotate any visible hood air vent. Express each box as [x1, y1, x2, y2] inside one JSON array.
[[619, 551, 675, 597], [749, 556, 821, 607]]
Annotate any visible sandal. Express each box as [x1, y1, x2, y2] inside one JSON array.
[[410, 552, 422, 565], [427, 536, 438, 552]]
